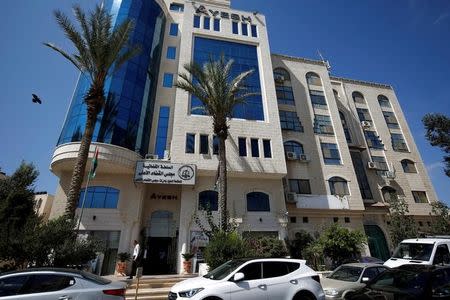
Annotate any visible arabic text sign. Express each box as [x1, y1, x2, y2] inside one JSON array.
[[134, 161, 196, 185]]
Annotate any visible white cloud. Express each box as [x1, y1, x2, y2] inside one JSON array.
[[426, 161, 444, 172], [433, 12, 450, 25]]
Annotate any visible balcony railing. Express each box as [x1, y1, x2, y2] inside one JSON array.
[[293, 194, 350, 210]]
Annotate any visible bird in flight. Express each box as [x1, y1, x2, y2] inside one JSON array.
[[32, 94, 42, 104]]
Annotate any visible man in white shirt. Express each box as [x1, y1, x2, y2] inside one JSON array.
[[128, 240, 140, 279]]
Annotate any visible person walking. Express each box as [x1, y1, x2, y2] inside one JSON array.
[[128, 240, 140, 279]]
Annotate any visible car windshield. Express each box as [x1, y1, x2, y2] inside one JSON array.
[[370, 269, 428, 293], [392, 243, 434, 261], [203, 259, 248, 280], [328, 266, 363, 282]]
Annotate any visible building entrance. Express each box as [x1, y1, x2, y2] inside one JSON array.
[[364, 225, 390, 261]]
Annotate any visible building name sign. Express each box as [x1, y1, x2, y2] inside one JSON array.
[[134, 161, 196, 185], [196, 5, 252, 23]]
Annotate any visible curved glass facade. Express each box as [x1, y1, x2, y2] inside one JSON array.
[[57, 0, 166, 156]]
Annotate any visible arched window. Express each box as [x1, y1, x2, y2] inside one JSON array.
[[284, 141, 304, 156], [78, 186, 119, 208], [247, 192, 270, 212], [352, 91, 365, 104], [328, 177, 349, 196], [378, 95, 391, 108], [381, 186, 397, 202], [401, 159, 417, 173], [339, 111, 352, 143], [198, 190, 218, 211], [306, 72, 322, 86], [274, 68, 295, 105]]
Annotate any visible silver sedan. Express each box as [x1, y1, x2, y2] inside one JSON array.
[[0, 268, 127, 299]]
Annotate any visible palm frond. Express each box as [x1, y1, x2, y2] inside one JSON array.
[[43, 42, 82, 72]]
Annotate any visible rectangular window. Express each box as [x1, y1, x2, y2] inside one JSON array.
[[371, 156, 389, 171], [412, 191, 428, 203], [155, 106, 170, 159], [213, 18, 220, 31], [350, 151, 373, 199], [213, 135, 219, 155], [203, 16, 210, 30], [402, 160, 417, 173], [314, 114, 334, 135], [391, 133, 408, 151], [238, 137, 247, 157], [185, 133, 195, 153], [163, 73, 173, 88], [251, 138, 259, 157], [276, 86, 295, 105], [303, 217, 309, 223], [263, 139, 271, 158], [193, 15, 200, 28], [279, 111, 303, 132], [310, 90, 327, 109], [321, 143, 341, 165], [241, 23, 248, 36], [357, 108, 372, 122], [200, 134, 209, 154], [383, 111, 399, 129], [289, 179, 311, 194], [166, 46, 176, 59], [169, 23, 178, 36], [365, 131, 384, 149], [170, 3, 184, 12], [232, 21, 239, 34], [251, 24, 257, 37]]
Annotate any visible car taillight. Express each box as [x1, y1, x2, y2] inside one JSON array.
[[103, 288, 126, 296], [311, 275, 320, 284]]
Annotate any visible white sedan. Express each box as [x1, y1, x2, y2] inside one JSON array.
[[169, 258, 325, 300]]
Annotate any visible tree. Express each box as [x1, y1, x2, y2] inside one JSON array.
[[44, 5, 140, 219], [423, 113, 450, 177], [386, 195, 418, 246], [0, 162, 40, 269], [429, 201, 450, 235], [286, 230, 314, 259], [176, 56, 255, 231]]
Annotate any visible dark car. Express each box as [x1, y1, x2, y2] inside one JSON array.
[[344, 264, 450, 300]]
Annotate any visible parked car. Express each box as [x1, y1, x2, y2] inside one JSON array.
[[384, 238, 450, 268], [344, 264, 450, 300], [343, 257, 385, 265], [0, 268, 126, 299], [321, 263, 388, 299], [169, 258, 325, 300]]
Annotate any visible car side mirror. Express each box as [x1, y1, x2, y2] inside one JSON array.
[[233, 272, 245, 282], [361, 277, 370, 282]]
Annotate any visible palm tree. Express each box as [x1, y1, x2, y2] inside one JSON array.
[[176, 56, 255, 231], [45, 5, 140, 219]]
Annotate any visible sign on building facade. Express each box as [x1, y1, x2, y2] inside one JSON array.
[[134, 161, 196, 185]]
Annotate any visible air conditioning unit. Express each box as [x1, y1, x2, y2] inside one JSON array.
[[361, 121, 372, 129], [367, 161, 378, 169], [274, 75, 285, 83], [286, 151, 298, 160], [286, 192, 297, 203], [298, 154, 310, 162], [145, 154, 159, 160]]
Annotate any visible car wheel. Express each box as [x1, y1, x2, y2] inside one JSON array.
[[203, 297, 223, 300], [293, 290, 316, 300], [343, 291, 356, 299]]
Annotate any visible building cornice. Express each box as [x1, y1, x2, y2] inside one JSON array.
[[271, 53, 326, 67]]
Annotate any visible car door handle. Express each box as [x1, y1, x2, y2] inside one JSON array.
[[258, 284, 266, 290], [290, 279, 298, 284], [58, 296, 71, 300]]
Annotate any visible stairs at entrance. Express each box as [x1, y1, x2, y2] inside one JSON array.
[[125, 274, 197, 300]]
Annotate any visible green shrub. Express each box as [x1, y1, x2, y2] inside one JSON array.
[[203, 231, 247, 270], [245, 236, 288, 258], [286, 230, 314, 259]]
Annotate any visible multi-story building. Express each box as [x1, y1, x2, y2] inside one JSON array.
[[49, 0, 438, 275], [34, 192, 55, 222]]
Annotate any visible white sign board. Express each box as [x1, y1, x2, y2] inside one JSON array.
[[134, 161, 196, 185]]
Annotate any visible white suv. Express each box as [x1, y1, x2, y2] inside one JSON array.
[[384, 238, 450, 268], [169, 258, 325, 300]]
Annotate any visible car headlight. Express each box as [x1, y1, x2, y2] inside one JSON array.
[[324, 289, 341, 297], [178, 288, 204, 298]]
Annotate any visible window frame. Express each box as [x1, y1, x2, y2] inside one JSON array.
[[185, 133, 195, 154], [251, 138, 259, 158], [169, 23, 179, 36], [328, 177, 350, 196], [321, 143, 341, 165], [289, 179, 312, 194], [238, 137, 247, 157], [166, 46, 176, 60], [200, 134, 209, 154], [263, 139, 272, 158], [412, 191, 428, 203], [163, 73, 174, 88], [401, 159, 417, 173], [246, 192, 270, 212]]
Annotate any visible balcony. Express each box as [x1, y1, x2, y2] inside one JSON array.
[[293, 194, 350, 210]]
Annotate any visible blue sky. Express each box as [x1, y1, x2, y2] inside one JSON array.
[[0, 0, 448, 204]]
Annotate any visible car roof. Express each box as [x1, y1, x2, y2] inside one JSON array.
[[235, 258, 306, 264], [340, 263, 387, 268], [401, 238, 450, 244], [0, 268, 86, 277], [396, 264, 450, 273]]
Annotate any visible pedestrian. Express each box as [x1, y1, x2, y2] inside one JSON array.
[[128, 240, 140, 279]]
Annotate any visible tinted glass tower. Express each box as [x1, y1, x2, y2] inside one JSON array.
[[57, 0, 166, 156]]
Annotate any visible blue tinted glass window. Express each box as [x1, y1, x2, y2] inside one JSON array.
[[314, 114, 334, 135], [193, 15, 200, 28], [213, 135, 219, 155], [365, 131, 384, 149], [155, 106, 170, 158], [186, 133, 195, 153], [280, 111, 303, 131], [241, 23, 248, 36], [78, 186, 119, 208], [383, 111, 399, 128], [203, 16, 210, 30], [276, 86, 295, 105], [263, 140, 271, 158], [251, 138, 259, 157], [391, 133, 408, 151], [321, 143, 341, 165], [192, 37, 264, 120], [247, 192, 270, 212], [199, 191, 218, 211], [378, 95, 391, 108], [200, 134, 209, 154], [167, 46, 176, 59], [310, 90, 327, 109], [214, 19, 220, 31], [170, 3, 184, 12], [169, 23, 178, 36], [284, 141, 304, 157], [239, 137, 247, 156], [357, 108, 372, 122], [232, 21, 239, 34], [163, 73, 173, 88], [251, 24, 257, 37]]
